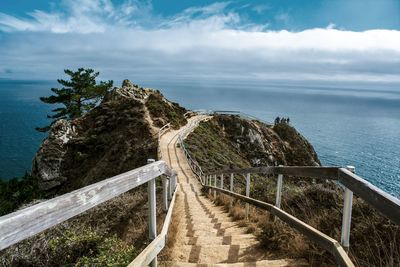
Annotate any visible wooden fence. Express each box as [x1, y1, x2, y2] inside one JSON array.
[[0, 161, 177, 262], [178, 138, 400, 267]]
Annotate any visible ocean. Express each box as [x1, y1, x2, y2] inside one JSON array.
[[0, 79, 399, 198]]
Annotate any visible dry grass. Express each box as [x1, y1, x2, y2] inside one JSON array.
[[0, 180, 171, 267], [206, 186, 400, 267], [186, 115, 399, 267]]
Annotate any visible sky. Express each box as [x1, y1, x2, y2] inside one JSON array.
[[0, 0, 399, 85]]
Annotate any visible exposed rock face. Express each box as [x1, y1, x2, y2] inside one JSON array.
[[31, 80, 187, 195], [184, 115, 320, 174], [32, 120, 77, 190], [214, 115, 320, 166]]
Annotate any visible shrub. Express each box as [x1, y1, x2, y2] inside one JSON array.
[[0, 173, 43, 216]]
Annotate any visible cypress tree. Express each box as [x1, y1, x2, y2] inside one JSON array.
[[36, 68, 113, 132]]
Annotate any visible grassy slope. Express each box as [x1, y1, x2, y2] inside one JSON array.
[[0, 87, 187, 266], [184, 116, 400, 267]]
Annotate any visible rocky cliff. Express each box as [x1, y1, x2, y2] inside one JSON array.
[[184, 115, 399, 267], [184, 115, 320, 174], [32, 79, 186, 195], [1, 80, 188, 266]]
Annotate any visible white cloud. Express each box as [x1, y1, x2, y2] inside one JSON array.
[[252, 4, 270, 15], [0, 0, 399, 84]]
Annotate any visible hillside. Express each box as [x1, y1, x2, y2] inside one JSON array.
[[1, 89, 398, 266], [184, 115, 400, 267], [0, 80, 187, 266], [32, 79, 186, 195]]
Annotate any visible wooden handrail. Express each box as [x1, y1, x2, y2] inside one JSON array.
[[338, 168, 400, 225], [201, 167, 400, 266], [205, 166, 339, 179], [204, 166, 400, 225], [179, 129, 399, 266], [0, 160, 175, 251], [204, 185, 354, 267], [128, 185, 178, 267]]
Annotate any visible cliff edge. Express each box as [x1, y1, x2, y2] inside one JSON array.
[[32, 79, 186, 195]]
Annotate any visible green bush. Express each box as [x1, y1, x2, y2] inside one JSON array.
[[0, 173, 43, 216], [47, 229, 136, 267]]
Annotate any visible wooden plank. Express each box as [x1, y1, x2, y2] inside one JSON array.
[[338, 168, 400, 225], [272, 166, 338, 180], [206, 166, 272, 176], [206, 166, 338, 180], [204, 185, 354, 267], [0, 160, 172, 251], [128, 235, 165, 267], [129, 185, 179, 267], [334, 244, 356, 267], [161, 186, 178, 237]]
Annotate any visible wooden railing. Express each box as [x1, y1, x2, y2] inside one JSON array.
[[128, 160, 178, 267], [177, 117, 207, 181], [0, 161, 177, 257], [177, 125, 400, 267]]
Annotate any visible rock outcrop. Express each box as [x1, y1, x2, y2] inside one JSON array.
[[32, 120, 77, 190], [31, 80, 187, 195], [184, 115, 320, 174], [216, 115, 320, 166]]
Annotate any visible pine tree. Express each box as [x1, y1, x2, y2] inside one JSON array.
[[36, 68, 113, 132]]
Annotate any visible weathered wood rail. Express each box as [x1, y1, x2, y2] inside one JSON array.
[[2, 111, 399, 267], [0, 161, 177, 257], [178, 134, 400, 267]]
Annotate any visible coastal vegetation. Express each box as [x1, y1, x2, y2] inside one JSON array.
[[0, 81, 187, 266], [0, 174, 42, 216], [36, 68, 113, 132], [1, 81, 398, 266], [184, 116, 400, 267]]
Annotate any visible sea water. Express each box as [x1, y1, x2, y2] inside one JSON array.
[[0, 79, 399, 198]]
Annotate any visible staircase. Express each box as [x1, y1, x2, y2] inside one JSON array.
[[159, 116, 306, 266]]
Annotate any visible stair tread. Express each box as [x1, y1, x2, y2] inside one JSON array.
[[169, 244, 271, 263], [160, 259, 308, 267]]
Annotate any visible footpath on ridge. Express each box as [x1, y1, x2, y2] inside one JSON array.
[[158, 116, 306, 267]]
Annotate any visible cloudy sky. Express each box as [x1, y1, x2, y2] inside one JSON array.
[[0, 0, 399, 85]]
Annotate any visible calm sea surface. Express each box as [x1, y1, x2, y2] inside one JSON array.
[[0, 80, 399, 197]]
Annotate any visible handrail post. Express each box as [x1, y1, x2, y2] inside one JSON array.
[[162, 176, 168, 212], [273, 170, 284, 222], [221, 174, 224, 189], [275, 172, 283, 209], [245, 173, 250, 220], [230, 173, 234, 210], [214, 174, 217, 199], [147, 159, 157, 267], [168, 175, 172, 201], [173, 172, 177, 191], [341, 166, 355, 253], [230, 173, 234, 192], [207, 175, 212, 195]]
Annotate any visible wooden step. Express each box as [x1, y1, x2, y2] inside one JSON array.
[[186, 227, 248, 237], [183, 234, 258, 246], [160, 259, 308, 266], [190, 222, 246, 231], [169, 244, 272, 263]]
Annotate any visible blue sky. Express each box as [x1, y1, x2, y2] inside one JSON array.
[[0, 0, 399, 83], [1, 0, 399, 31]]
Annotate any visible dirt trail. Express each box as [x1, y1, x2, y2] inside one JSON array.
[[159, 116, 306, 267]]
